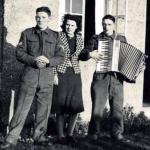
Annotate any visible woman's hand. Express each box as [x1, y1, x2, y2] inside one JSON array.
[[54, 74, 59, 85]]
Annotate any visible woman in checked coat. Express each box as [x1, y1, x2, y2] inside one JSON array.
[[52, 14, 86, 144]]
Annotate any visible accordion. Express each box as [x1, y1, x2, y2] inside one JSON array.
[[96, 40, 147, 82]]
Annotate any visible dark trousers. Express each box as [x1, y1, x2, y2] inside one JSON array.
[[6, 81, 53, 144], [88, 73, 124, 137]]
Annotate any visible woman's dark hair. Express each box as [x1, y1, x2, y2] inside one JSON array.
[[102, 14, 115, 23], [61, 14, 82, 34], [36, 6, 51, 16]]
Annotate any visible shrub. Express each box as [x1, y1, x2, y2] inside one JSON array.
[[74, 106, 150, 136], [123, 106, 150, 134], [74, 115, 89, 136]]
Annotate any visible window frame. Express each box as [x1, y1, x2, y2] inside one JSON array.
[[105, 0, 127, 36], [59, 0, 85, 38]]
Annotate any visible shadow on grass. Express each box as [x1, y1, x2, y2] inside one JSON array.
[[71, 134, 150, 150], [1, 133, 150, 150]]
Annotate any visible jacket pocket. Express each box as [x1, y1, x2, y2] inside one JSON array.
[[27, 38, 39, 54], [45, 39, 55, 56]]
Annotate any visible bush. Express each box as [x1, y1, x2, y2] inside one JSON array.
[[74, 106, 150, 136], [74, 115, 89, 136], [123, 106, 150, 134], [3, 106, 150, 138]]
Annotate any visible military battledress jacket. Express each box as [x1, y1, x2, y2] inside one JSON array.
[[16, 27, 65, 87]]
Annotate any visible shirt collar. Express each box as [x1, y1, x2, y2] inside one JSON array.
[[35, 26, 49, 34], [101, 31, 116, 40], [66, 33, 76, 40]]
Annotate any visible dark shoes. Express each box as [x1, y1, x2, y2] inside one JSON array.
[[34, 136, 53, 146], [113, 133, 124, 141], [0, 141, 16, 149], [88, 134, 99, 141], [55, 136, 77, 145], [54, 137, 68, 145], [111, 133, 130, 143], [88, 133, 105, 141], [1, 137, 53, 148], [66, 136, 77, 144]]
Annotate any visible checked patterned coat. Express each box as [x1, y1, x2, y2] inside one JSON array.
[[54, 31, 84, 74]]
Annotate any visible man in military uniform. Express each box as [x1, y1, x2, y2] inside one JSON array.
[[1, 6, 64, 149]]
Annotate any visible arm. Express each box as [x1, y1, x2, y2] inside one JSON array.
[[16, 31, 37, 67], [79, 35, 102, 61], [48, 34, 65, 67], [78, 49, 90, 61], [124, 36, 127, 43], [78, 36, 95, 61], [53, 67, 59, 85], [119, 35, 127, 43]]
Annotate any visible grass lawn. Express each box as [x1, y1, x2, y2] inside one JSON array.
[[0, 132, 150, 150]]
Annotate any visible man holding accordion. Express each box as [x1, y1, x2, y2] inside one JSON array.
[[84, 14, 146, 142]]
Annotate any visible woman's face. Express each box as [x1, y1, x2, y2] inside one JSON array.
[[65, 19, 77, 37]]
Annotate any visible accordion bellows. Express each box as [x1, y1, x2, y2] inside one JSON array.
[[96, 40, 147, 82]]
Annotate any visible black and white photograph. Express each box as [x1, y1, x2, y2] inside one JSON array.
[[0, 0, 149, 149]]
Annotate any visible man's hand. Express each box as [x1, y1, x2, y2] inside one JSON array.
[[35, 60, 47, 68], [36, 55, 49, 64], [89, 50, 103, 62], [35, 55, 49, 68]]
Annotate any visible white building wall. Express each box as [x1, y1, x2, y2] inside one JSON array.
[[81, 0, 148, 120], [4, 0, 149, 121], [124, 0, 148, 115], [5, 0, 59, 46]]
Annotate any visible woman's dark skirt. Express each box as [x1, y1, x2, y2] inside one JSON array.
[[52, 67, 84, 114]]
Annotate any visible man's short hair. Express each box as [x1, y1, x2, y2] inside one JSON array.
[[36, 6, 51, 16], [102, 14, 115, 23]]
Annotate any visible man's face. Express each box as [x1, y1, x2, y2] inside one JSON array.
[[35, 12, 49, 30], [102, 19, 115, 35], [65, 19, 77, 37]]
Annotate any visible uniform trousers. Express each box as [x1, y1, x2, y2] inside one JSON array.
[[6, 81, 53, 144]]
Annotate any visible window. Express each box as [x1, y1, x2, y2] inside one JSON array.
[[105, 0, 126, 35], [59, 0, 85, 37], [65, 0, 83, 14]]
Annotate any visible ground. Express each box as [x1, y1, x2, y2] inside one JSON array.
[[0, 132, 150, 150]]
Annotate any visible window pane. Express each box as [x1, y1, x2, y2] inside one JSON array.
[[72, 0, 83, 14], [116, 16, 125, 35], [106, 0, 126, 35], [118, 0, 126, 15], [65, 0, 70, 12], [106, 0, 126, 16]]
